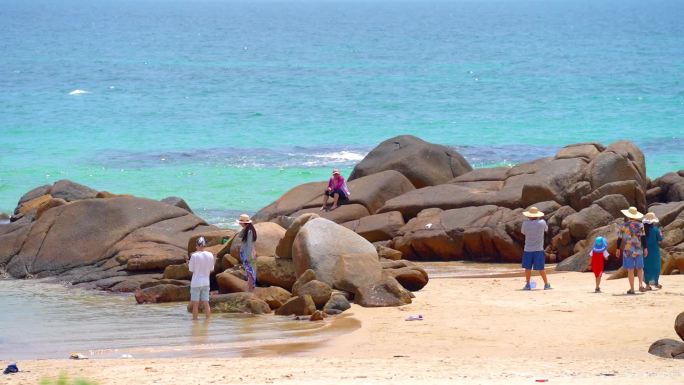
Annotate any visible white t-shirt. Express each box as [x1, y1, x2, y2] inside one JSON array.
[[189, 250, 214, 288], [521, 219, 548, 252]]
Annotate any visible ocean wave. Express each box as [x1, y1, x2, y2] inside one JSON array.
[[92, 144, 560, 171], [68, 89, 90, 96]]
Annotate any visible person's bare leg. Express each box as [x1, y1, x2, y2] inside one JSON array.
[[595, 275, 601, 291], [627, 269, 635, 292], [525, 269, 531, 284], [320, 194, 329, 211], [539, 270, 549, 285], [637, 268, 646, 291], [192, 301, 200, 320], [330, 193, 340, 210], [203, 301, 211, 319]]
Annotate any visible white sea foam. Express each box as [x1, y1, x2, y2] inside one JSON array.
[[312, 150, 366, 162], [68, 89, 90, 95]]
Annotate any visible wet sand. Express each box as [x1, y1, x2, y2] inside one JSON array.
[[6, 272, 684, 384]]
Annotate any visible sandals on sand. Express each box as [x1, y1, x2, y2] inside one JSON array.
[[626, 289, 636, 295], [639, 286, 648, 292]]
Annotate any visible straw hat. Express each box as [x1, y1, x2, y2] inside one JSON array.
[[332, 169, 341, 175], [238, 214, 252, 224], [642, 212, 659, 224], [620, 206, 643, 220], [522, 206, 544, 218]]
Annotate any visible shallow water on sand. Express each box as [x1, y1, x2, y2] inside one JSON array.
[[0, 280, 358, 360]]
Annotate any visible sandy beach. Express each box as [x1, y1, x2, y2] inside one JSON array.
[[6, 271, 683, 385]]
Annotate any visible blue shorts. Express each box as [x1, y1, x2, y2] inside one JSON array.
[[522, 251, 545, 271], [190, 286, 210, 302], [623, 256, 644, 270]]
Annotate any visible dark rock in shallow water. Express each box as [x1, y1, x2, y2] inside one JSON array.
[[135, 284, 190, 304], [323, 294, 351, 315]]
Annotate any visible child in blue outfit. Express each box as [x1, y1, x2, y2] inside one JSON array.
[[521, 206, 551, 290]]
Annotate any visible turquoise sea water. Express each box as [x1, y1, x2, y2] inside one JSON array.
[[2, 0, 683, 225]]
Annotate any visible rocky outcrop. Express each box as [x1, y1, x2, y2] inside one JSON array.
[[676, 311, 684, 341], [251, 137, 661, 265], [275, 213, 319, 258], [0, 180, 217, 295], [255, 256, 297, 291]]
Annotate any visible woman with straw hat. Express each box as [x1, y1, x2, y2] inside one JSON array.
[[642, 212, 663, 290], [616, 207, 647, 294], [520, 206, 551, 290], [238, 214, 258, 291]]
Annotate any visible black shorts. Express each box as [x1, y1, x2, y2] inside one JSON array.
[[325, 188, 349, 202]]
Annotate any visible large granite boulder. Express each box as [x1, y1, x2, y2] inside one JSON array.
[[290, 204, 370, 224], [255, 256, 297, 291], [252, 181, 327, 223], [275, 213, 319, 258], [160, 196, 193, 213], [216, 271, 249, 293], [292, 218, 382, 293], [348, 135, 472, 188], [302, 170, 415, 214], [654, 170, 684, 202], [676, 311, 684, 341], [392, 206, 523, 262], [342, 211, 405, 242], [0, 182, 217, 296], [381, 261, 429, 291], [4, 196, 215, 278]]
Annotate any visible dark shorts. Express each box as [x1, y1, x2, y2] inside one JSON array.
[[522, 251, 545, 271], [325, 188, 349, 202]]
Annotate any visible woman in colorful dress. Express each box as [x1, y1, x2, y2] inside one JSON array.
[[238, 214, 258, 291], [642, 212, 663, 290], [616, 207, 647, 294]]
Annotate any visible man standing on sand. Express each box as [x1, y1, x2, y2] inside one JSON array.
[[189, 236, 214, 320], [521, 206, 552, 290]]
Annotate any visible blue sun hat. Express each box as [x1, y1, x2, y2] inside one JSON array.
[[593, 236, 608, 253]]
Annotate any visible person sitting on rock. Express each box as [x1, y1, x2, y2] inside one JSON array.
[[616, 207, 647, 294], [238, 214, 258, 291], [642, 212, 663, 290], [189, 236, 215, 320], [521, 207, 551, 290], [320, 169, 351, 211]]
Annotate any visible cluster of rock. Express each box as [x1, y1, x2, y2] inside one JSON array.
[[186, 213, 427, 319], [648, 310, 684, 359], [254, 135, 684, 275], [0, 180, 428, 318]]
